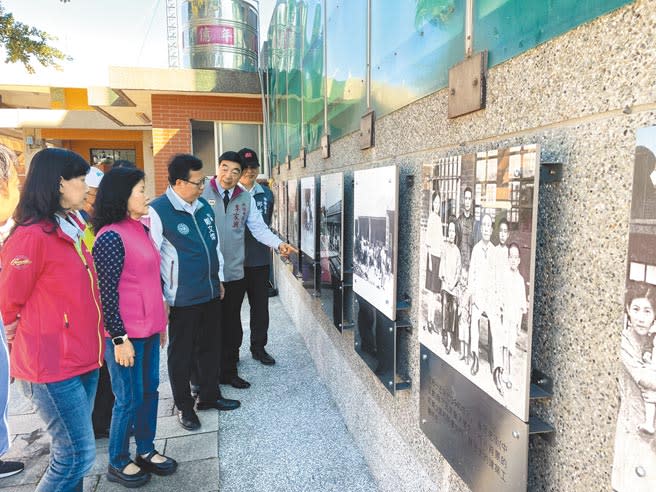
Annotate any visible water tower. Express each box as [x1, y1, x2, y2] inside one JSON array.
[[178, 0, 259, 71]]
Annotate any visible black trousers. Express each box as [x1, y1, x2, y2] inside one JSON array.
[[91, 362, 114, 433], [220, 278, 247, 380], [168, 297, 221, 411], [244, 265, 270, 352]]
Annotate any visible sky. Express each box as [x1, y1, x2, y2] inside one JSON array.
[[0, 0, 276, 86]]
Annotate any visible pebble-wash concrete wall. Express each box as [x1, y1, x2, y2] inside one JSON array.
[[274, 1, 656, 490]]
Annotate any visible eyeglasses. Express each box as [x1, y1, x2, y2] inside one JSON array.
[[182, 177, 208, 188]]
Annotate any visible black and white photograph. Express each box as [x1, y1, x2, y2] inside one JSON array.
[[287, 178, 299, 247], [271, 180, 280, 234], [320, 172, 344, 328], [612, 125, 656, 492], [300, 176, 317, 259], [418, 146, 539, 421], [278, 181, 287, 241], [353, 165, 398, 321]]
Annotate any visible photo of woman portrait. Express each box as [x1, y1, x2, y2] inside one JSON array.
[[612, 283, 656, 491]]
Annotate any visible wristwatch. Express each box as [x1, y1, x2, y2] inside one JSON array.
[[112, 334, 128, 346]]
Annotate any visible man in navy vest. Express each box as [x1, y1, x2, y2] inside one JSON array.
[[202, 151, 295, 389], [149, 154, 240, 432], [238, 148, 278, 366]]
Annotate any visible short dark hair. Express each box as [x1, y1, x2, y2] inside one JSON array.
[[498, 217, 509, 230], [168, 154, 203, 186], [464, 186, 473, 197], [92, 167, 146, 232], [113, 159, 137, 169], [13, 148, 90, 232], [218, 151, 244, 171]]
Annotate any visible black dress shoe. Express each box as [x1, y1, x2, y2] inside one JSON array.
[[135, 450, 178, 476], [107, 463, 151, 488], [196, 397, 241, 411], [252, 349, 276, 366], [220, 375, 251, 389], [177, 409, 201, 431]]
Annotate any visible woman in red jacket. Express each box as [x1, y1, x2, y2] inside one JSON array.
[[0, 148, 103, 492]]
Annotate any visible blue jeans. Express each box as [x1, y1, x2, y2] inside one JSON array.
[[19, 370, 99, 492], [105, 334, 160, 469]]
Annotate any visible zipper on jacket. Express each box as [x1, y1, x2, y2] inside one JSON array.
[[73, 240, 103, 368], [191, 214, 215, 299], [169, 260, 175, 289]]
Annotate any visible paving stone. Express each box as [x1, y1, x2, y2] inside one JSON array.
[[7, 413, 45, 435], [164, 433, 218, 463], [3, 429, 50, 460], [83, 475, 100, 492], [155, 412, 218, 440], [158, 398, 175, 417]]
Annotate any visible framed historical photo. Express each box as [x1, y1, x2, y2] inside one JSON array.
[[353, 165, 399, 321], [300, 176, 317, 259], [287, 179, 301, 276], [278, 181, 287, 242], [611, 125, 656, 492], [287, 179, 299, 248], [320, 172, 344, 329], [418, 145, 540, 422]]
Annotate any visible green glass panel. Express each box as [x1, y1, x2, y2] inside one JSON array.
[[302, 0, 325, 152], [326, 0, 367, 141], [474, 0, 633, 66], [371, 0, 465, 118], [265, 1, 288, 165]]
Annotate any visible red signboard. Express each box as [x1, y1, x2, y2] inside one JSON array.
[[196, 25, 235, 46]]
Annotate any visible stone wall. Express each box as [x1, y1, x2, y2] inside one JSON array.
[[274, 1, 656, 490]]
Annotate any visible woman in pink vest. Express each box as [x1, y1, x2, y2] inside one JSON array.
[[92, 167, 177, 488]]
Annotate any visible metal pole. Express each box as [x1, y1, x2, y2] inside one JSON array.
[[366, 0, 372, 109], [465, 0, 474, 57], [322, 0, 329, 135], [255, 0, 271, 176], [300, 3, 305, 151]]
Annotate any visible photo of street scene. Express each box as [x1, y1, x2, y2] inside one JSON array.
[[353, 165, 398, 321], [418, 146, 539, 421]]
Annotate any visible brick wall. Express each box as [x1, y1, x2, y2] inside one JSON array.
[[151, 94, 262, 194]]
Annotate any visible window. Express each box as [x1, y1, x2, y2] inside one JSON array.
[[191, 121, 265, 177]]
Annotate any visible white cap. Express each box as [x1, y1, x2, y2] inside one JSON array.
[[85, 167, 104, 188]]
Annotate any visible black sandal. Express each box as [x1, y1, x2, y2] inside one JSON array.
[[135, 450, 178, 476]]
